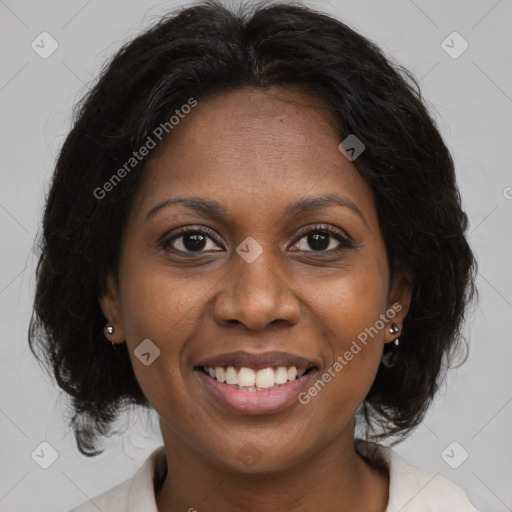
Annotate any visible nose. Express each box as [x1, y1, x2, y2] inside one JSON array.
[[212, 246, 301, 331]]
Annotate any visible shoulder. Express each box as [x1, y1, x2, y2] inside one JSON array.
[[67, 477, 132, 512], [356, 439, 479, 512], [67, 445, 166, 512]]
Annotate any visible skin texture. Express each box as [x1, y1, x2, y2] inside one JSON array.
[[99, 87, 412, 512]]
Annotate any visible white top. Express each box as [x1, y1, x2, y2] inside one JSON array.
[[68, 440, 479, 512]]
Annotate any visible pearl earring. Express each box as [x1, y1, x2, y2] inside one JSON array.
[[389, 322, 401, 347], [103, 325, 115, 336]]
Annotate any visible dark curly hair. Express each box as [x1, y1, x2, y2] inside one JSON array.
[[28, 0, 477, 456]]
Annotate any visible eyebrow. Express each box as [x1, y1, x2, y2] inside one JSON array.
[[145, 193, 368, 227]]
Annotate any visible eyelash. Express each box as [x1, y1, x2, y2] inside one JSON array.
[[161, 224, 354, 255]]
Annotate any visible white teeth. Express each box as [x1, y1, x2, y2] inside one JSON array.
[[215, 366, 226, 383], [287, 366, 298, 381], [204, 365, 310, 390], [255, 368, 275, 389], [225, 366, 237, 385], [275, 367, 288, 385], [238, 367, 256, 387]]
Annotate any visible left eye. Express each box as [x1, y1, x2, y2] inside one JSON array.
[[291, 228, 350, 252]]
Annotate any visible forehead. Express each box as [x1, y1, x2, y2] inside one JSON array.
[[130, 87, 376, 224]]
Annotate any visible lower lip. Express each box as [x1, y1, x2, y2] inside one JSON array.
[[194, 368, 318, 415]]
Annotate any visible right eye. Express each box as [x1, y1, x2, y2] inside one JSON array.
[[163, 226, 224, 253]]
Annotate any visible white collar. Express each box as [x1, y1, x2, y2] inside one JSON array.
[[124, 440, 477, 512]]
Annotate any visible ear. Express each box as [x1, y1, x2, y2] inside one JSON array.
[[98, 273, 125, 344], [384, 268, 413, 344]]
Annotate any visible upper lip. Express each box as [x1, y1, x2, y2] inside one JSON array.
[[195, 350, 319, 371]]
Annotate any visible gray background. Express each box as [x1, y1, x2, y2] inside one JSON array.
[[1, 0, 511, 510]]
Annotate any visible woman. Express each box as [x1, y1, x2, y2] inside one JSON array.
[[29, 1, 479, 510]]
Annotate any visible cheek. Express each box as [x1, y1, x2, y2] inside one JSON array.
[[115, 252, 208, 400], [298, 252, 388, 407], [118, 255, 203, 345], [307, 254, 389, 344], [116, 262, 202, 414]]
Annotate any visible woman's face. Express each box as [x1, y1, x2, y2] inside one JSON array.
[[100, 86, 410, 472]]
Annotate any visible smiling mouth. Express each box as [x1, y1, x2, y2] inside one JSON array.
[[196, 365, 317, 392]]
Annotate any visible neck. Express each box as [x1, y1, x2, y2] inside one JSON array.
[[155, 424, 389, 512]]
